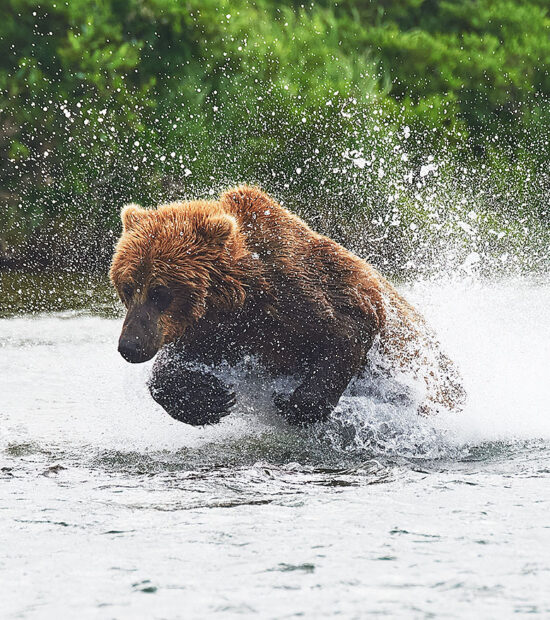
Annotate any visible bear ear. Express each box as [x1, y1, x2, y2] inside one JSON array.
[[221, 185, 270, 210], [198, 214, 237, 251], [121, 203, 146, 231]]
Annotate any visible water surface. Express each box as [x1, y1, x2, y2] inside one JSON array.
[[1, 273, 549, 618]]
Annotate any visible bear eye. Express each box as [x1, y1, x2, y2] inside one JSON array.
[[121, 284, 133, 301], [149, 285, 173, 311]]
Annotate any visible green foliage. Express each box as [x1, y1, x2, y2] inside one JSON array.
[[333, 0, 550, 134], [0, 0, 548, 273]]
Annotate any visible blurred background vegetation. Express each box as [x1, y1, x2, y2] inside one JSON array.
[[1, 0, 549, 276]]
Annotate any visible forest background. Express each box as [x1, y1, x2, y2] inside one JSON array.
[[1, 0, 548, 275]]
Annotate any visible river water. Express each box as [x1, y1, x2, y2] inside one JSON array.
[[1, 274, 549, 618]]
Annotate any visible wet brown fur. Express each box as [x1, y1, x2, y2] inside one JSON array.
[[110, 185, 464, 423]]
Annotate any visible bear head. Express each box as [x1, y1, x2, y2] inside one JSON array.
[[110, 200, 245, 363]]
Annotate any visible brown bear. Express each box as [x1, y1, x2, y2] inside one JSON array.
[[110, 186, 465, 426]]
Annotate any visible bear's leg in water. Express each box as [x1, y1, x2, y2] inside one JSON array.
[[275, 338, 364, 425], [148, 353, 236, 425]]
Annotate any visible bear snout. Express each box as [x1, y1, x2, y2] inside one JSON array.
[[118, 301, 163, 363], [118, 335, 157, 363]]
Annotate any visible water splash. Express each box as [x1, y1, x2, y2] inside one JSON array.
[[1, 277, 549, 468]]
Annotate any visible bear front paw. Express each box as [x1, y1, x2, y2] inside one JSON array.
[[149, 370, 236, 426]]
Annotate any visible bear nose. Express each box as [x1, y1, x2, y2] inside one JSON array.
[[118, 337, 144, 363]]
